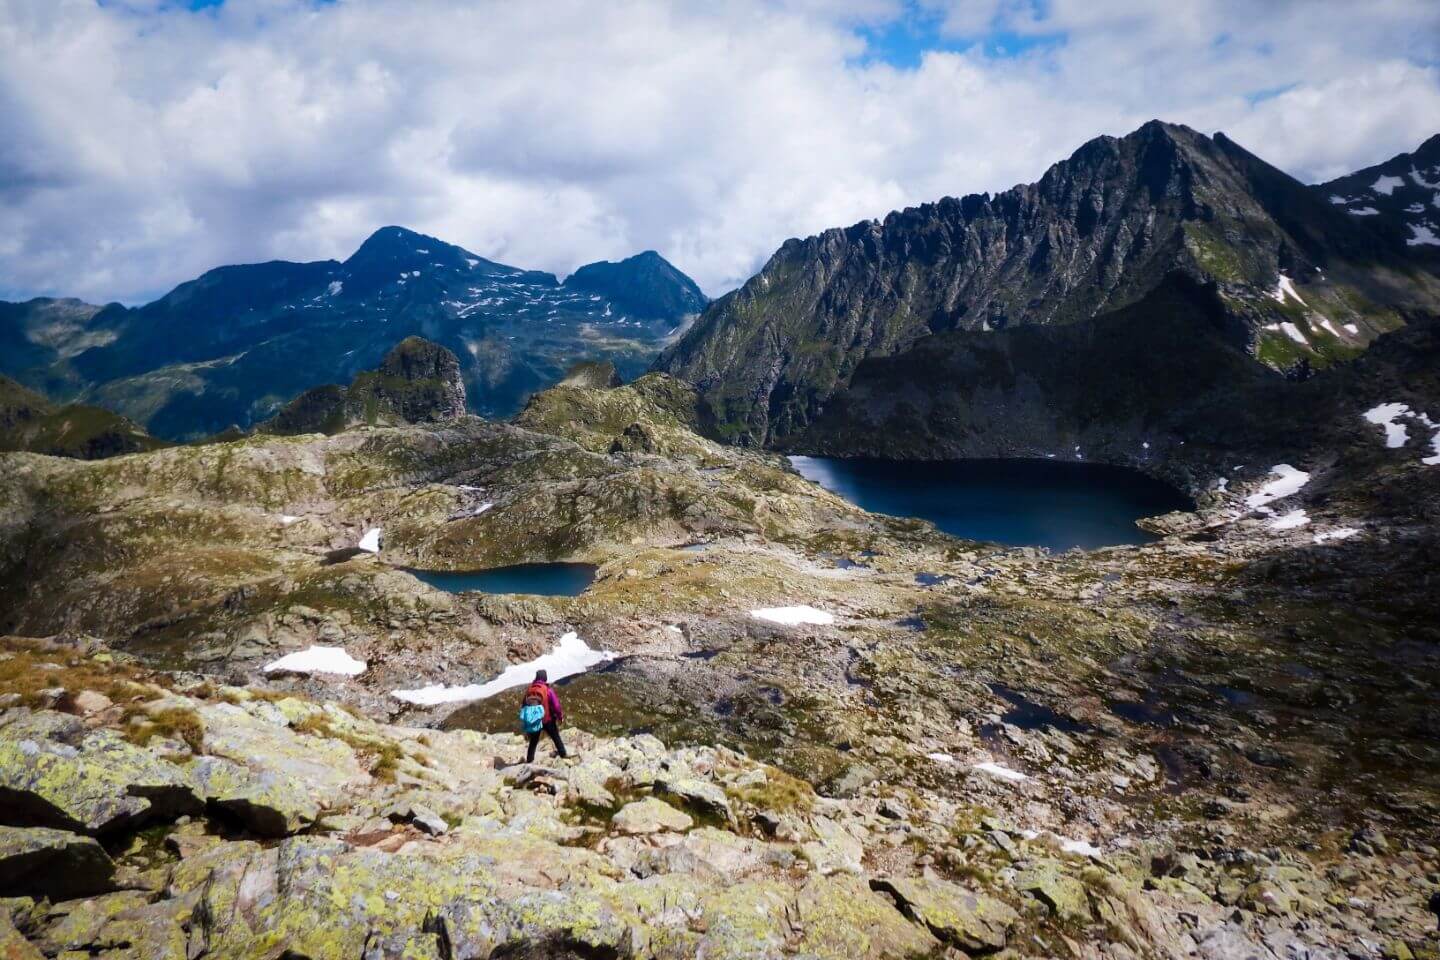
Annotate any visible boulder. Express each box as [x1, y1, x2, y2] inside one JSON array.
[[65, 691, 113, 716], [1014, 859, 1092, 923], [0, 826, 115, 901], [612, 797, 693, 835], [196, 702, 366, 813], [801, 815, 864, 875], [796, 874, 942, 960], [654, 775, 732, 821], [0, 909, 43, 960], [870, 875, 1019, 953], [0, 711, 200, 834], [184, 754, 319, 837]]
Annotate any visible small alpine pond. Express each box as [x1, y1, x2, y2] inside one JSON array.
[[404, 562, 597, 596]]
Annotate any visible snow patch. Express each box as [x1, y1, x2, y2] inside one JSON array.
[[1266, 274, 1306, 306], [1410, 166, 1440, 190], [358, 527, 382, 553], [1215, 477, 1229, 493], [1244, 465, 1310, 509], [326, 281, 343, 297], [264, 645, 367, 677], [1406, 224, 1440, 247], [279, 515, 300, 525], [1278, 322, 1307, 346], [1363, 403, 1411, 448], [1061, 837, 1104, 858], [390, 632, 615, 705], [1313, 527, 1359, 544], [1344, 323, 1359, 335], [1268, 509, 1310, 531], [751, 605, 835, 626], [1348, 207, 1381, 216], [973, 761, 1028, 782], [926, 752, 955, 764], [1370, 174, 1405, 196]]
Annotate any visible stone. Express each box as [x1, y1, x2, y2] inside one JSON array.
[[0, 909, 43, 960], [1014, 859, 1092, 923], [654, 775, 732, 821], [796, 874, 943, 959], [184, 754, 319, 837], [1351, 825, 1391, 856], [65, 691, 112, 716], [0, 826, 115, 901], [801, 815, 864, 875], [405, 804, 449, 836], [612, 797, 694, 835], [0, 712, 200, 834], [870, 875, 1019, 952]]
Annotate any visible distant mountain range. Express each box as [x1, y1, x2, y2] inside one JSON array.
[[0, 228, 707, 440], [657, 121, 1440, 467]]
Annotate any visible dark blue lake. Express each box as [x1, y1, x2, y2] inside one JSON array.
[[405, 563, 597, 596], [789, 456, 1191, 551]]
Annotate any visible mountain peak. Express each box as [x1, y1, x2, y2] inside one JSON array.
[[346, 226, 460, 267], [565, 250, 708, 323]]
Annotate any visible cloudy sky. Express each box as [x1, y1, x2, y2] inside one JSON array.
[[2, 0, 1438, 304]]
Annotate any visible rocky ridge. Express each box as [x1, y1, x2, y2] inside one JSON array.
[[657, 122, 1440, 451]]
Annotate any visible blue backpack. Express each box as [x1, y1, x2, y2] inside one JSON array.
[[519, 693, 545, 734]]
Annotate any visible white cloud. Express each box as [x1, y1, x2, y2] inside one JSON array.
[[0, 0, 1436, 304]]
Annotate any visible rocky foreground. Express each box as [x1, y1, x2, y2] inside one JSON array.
[[1, 369, 1438, 958], [1, 635, 1431, 960]]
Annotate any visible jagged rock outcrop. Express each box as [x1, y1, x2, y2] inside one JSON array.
[[657, 121, 1440, 449], [258, 336, 467, 435]]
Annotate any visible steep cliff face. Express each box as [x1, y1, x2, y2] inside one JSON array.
[[258, 337, 467, 435], [657, 121, 1440, 449]]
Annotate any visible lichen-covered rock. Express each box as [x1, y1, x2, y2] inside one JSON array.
[[0, 711, 199, 834], [196, 702, 366, 812], [801, 815, 864, 875], [0, 826, 115, 901], [0, 908, 43, 960], [870, 875, 1019, 952], [796, 874, 942, 960], [654, 775, 732, 821], [183, 754, 319, 837], [1014, 859, 1092, 923], [612, 797, 693, 835]]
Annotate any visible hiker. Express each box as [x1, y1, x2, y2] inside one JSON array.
[[519, 669, 567, 763]]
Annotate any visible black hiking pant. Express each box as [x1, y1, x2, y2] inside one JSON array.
[[526, 721, 566, 763]]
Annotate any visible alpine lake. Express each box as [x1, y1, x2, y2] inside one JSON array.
[[788, 455, 1192, 551]]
